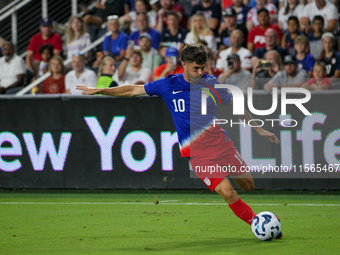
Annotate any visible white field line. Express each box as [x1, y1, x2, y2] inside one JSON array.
[[0, 202, 339, 206]]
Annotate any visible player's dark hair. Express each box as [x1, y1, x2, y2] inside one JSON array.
[[313, 15, 324, 26], [287, 16, 299, 27], [39, 44, 53, 56], [180, 44, 208, 65]]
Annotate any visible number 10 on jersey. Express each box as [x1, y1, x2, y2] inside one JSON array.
[[173, 99, 185, 112]]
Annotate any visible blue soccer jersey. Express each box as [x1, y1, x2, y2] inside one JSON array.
[[144, 73, 231, 157]]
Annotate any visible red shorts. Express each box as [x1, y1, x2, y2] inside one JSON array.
[[189, 138, 247, 192]]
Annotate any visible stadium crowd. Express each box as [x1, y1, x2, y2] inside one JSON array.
[[0, 0, 339, 94]]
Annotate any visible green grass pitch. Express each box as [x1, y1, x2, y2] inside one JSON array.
[[0, 190, 339, 255]]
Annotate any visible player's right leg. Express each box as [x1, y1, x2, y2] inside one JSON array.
[[215, 178, 256, 225]]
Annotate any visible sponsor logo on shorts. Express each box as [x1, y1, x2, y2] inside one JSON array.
[[204, 177, 211, 186]]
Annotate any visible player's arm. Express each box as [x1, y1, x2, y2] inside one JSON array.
[[227, 97, 280, 143], [76, 84, 147, 97]]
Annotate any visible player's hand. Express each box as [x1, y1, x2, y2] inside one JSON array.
[[76, 85, 99, 95], [257, 128, 280, 143]]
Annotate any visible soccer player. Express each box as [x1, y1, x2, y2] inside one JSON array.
[[77, 44, 281, 236]]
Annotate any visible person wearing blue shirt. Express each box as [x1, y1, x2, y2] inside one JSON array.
[[76, 44, 281, 238], [103, 17, 128, 61], [294, 35, 315, 77], [128, 12, 161, 50]]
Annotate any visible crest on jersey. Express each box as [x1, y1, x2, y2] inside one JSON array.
[[204, 177, 211, 186]]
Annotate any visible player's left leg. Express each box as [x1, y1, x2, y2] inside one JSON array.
[[215, 178, 256, 225]]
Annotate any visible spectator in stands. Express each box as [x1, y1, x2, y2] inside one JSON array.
[[190, 0, 222, 36], [81, 0, 125, 29], [37, 44, 53, 78], [184, 13, 216, 52], [246, 0, 278, 31], [119, 0, 157, 34], [129, 12, 161, 49], [217, 30, 252, 72], [219, 8, 248, 49], [251, 29, 286, 68], [264, 55, 308, 91], [103, 16, 128, 61], [65, 53, 97, 95], [96, 56, 118, 88], [0, 42, 27, 94], [114, 48, 152, 85], [26, 17, 62, 77], [160, 11, 187, 51], [217, 53, 252, 90], [158, 43, 170, 62], [301, 62, 333, 90], [38, 56, 65, 94], [278, 0, 304, 32], [156, 0, 187, 32], [319, 33, 340, 78], [65, 16, 91, 61], [300, 0, 338, 34], [307, 16, 324, 60], [231, 0, 251, 26], [204, 50, 221, 77], [250, 50, 283, 89], [154, 47, 184, 80], [247, 8, 282, 54], [281, 16, 302, 56], [295, 35, 315, 77], [139, 33, 163, 73]]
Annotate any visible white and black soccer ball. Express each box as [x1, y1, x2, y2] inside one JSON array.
[[251, 211, 281, 241]]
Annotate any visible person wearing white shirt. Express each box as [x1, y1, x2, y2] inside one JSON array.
[[278, 0, 304, 32], [300, 0, 338, 33], [0, 42, 27, 94], [216, 30, 252, 72], [184, 13, 217, 53], [114, 47, 152, 86], [65, 53, 96, 95]]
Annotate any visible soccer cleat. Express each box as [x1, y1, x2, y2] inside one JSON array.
[[275, 231, 283, 239]]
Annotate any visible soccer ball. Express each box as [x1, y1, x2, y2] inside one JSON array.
[[251, 211, 281, 241]]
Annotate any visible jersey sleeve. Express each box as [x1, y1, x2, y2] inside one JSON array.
[[144, 77, 167, 97]]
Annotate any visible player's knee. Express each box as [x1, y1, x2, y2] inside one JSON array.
[[218, 187, 238, 203]]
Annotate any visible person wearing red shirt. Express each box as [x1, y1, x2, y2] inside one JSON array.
[[153, 47, 184, 80], [26, 17, 63, 76], [301, 62, 333, 90], [247, 8, 282, 54], [39, 56, 65, 94], [156, 0, 187, 32]]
